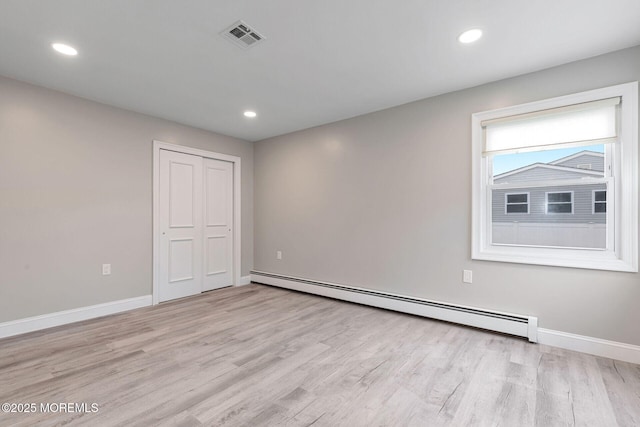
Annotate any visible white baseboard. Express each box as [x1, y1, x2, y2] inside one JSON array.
[[251, 271, 640, 364], [251, 271, 537, 342], [5, 280, 637, 365], [236, 275, 252, 286], [538, 328, 640, 365], [0, 295, 152, 340]]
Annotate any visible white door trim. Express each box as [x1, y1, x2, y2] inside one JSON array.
[[153, 140, 241, 305]]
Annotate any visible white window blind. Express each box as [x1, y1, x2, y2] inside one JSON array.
[[482, 97, 619, 154]]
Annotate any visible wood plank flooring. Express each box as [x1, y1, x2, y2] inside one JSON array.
[[0, 284, 638, 426]]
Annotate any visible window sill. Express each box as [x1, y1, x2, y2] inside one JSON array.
[[472, 246, 637, 272]]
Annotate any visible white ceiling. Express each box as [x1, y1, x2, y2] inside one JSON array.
[[1, 1, 639, 142]]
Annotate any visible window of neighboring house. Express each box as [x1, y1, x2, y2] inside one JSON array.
[[594, 190, 607, 213], [505, 193, 529, 213], [472, 82, 638, 272], [546, 191, 573, 214]]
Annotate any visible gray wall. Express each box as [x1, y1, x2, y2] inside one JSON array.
[[0, 76, 253, 323], [254, 45, 640, 346]]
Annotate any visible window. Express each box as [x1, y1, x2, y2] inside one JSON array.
[[593, 190, 606, 213], [505, 193, 529, 213], [472, 82, 638, 272], [546, 192, 573, 214]]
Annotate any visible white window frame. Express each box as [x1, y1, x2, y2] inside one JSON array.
[[545, 191, 574, 214], [472, 82, 638, 272], [505, 192, 530, 214], [593, 189, 607, 214]]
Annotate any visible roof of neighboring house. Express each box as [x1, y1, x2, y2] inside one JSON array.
[[494, 150, 605, 182]]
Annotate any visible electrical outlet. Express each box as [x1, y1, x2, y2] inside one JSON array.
[[463, 269, 472, 283], [102, 264, 111, 275], [276, 251, 282, 260]]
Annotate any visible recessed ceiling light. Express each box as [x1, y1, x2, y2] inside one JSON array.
[[244, 111, 257, 118], [52, 43, 78, 56], [458, 29, 483, 44]]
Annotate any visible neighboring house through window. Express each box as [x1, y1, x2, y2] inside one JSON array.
[[593, 190, 606, 213], [546, 191, 573, 214], [505, 193, 529, 214], [472, 82, 638, 272]]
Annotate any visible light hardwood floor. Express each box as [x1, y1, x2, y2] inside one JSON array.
[[0, 284, 638, 426]]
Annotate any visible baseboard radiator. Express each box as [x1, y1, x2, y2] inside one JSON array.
[[251, 271, 538, 342]]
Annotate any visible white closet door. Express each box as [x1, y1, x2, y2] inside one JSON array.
[[202, 158, 233, 291], [158, 150, 203, 302]]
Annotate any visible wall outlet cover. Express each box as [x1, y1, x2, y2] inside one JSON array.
[[463, 270, 472, 283]]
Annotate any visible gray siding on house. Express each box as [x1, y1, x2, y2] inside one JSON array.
[[493, 151, 606, 223], [494, 165, 602, 184], [492, 183, 607, 223], [553, 153, 604, 171]]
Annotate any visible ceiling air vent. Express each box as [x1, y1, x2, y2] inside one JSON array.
[[221, 20, 265, 49]]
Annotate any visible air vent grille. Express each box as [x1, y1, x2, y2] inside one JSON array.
[[221, 20, 265, 49]]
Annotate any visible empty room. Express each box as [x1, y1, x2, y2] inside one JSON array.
[[1, 1, 640, 426]]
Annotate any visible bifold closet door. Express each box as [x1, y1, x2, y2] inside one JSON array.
[[203, 158, 233, 291], [158, 150, 203, 302]]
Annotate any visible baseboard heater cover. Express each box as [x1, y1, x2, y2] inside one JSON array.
[[251, 271, 538, 342]]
